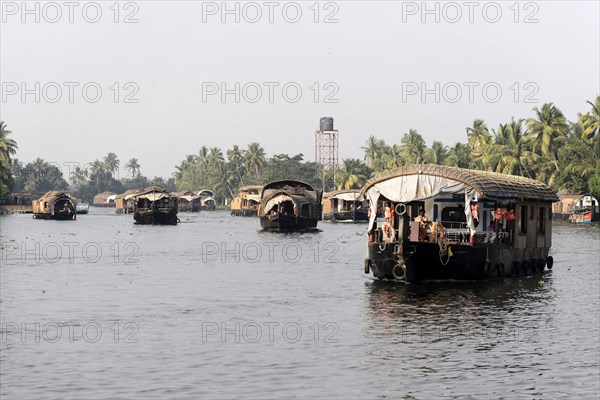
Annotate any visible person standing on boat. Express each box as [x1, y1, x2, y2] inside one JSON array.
[[470, 201, 479, 227], [385, 202, 395, 227], [414, 208, 428, 241], [494, 206, 505, 240], [469, 200, 479, 243], [505, 208, 516, 245]]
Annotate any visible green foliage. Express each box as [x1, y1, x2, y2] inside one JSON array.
[[589, 168, 600, 199], [11, 158, 69, 193], [173, 144, 322, 203], [3, 97, 599, 202], [0, 121, 18, 194]]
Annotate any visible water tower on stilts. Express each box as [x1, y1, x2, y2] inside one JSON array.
[[315, 117, 339, 192]]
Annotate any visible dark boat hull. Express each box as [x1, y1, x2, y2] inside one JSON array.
[[232, 209, 258, 217], [260, 215, 318, 230], [178, 206, 200, 212], [323, 210, 368, 222], [33, 212, 76, 220], [366, 241, 550, 282], [133, 210, 178, 225]]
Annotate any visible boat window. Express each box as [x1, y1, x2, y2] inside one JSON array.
[[441, 207, 466, 224], [538, 207, 545, 233], [520, 205, 527, 233]]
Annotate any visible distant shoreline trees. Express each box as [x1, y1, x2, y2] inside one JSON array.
[[2, 96, 599, 203]]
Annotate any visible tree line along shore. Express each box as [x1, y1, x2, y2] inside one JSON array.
[[1, 98, 599, 203]]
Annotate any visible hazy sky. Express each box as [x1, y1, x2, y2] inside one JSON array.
[[1, 0, 599, 180]]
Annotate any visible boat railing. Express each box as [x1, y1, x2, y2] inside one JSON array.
[[371, 224, 513, 245]]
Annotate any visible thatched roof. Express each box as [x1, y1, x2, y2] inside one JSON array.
[[238, 185, 263, 192], [38, 191, 75, 202], [138, 185, 168, 196], [361, 165, 558, 202], [261, 180, 317, 197], [115, 189, 141, 199]]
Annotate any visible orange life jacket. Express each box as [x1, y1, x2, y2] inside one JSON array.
[[505, 210, 515, 221]]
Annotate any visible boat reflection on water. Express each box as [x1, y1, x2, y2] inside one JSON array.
[[363, 277, 555, 346]]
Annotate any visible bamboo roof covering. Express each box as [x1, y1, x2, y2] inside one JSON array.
[[238, 185, 263, 192], [360, 165, 558, 202], [37, 191, 75, 202], [137, 185, 169, 196]]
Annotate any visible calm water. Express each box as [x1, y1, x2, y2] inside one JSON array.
[[1, 208, 599, 399]]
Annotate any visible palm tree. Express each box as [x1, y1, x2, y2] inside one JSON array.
[[208, 147, 224, 167], [466, 119, 490, 151], [484, 118, 537, 177], [125, 158, 141, 178], [70, 166, 89, 187], [227, 145, 245, 185], [362, 135, 386, 167], [445, 142, 471, 168], [103, 152, 120, 177], [400, 129, 426, 164], [382, 144, 403, 169], [580, 96, 600, 141], [472, 123, 509, 171], [244, 142, 266, 181], [557, 135, 599, 185], [173, 155, 197, 181], [89, 159, 106, 192], [0, 121, 17, 165], [196, 146, 209, 178], [336, 159, 368, 190], [425, 141, 448, 165], [527, 103, 568, 170], [0, 121, 17, 193]]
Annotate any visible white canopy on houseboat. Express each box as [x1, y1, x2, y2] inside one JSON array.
[[264, 193, 313, 211], [179, 194, 199, 201], [331, 192, 362, 202], [364, 174, 477, 234]]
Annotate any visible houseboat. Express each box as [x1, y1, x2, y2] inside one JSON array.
[[231, 185, 263, 216], [32, 191, 77, 220], [92, 191, 117, 207], [115, 189, 140, 214], [569, 194, 599, 224], [133, 185, 178, 225], [361, 165, 558, 282], [75, 200, 89, 214], [322, 190, 368, 222], [173, 191, 201, 212], [258, 180, 322, 230], [198, 189, 216, 211]]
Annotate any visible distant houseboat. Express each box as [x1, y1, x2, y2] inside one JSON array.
[[258, 180, 322, 230], [361, 165, 558, 282], [173, 191, 201, 212], [198, 189, 216, 211], [133, 185, 178, 225], [92, 191, 117, 207], [322, 190, 368, 222], [75, 200, 89, 214], [115, 189, 140, 214], [569, 194, 599, 224], [32, 191, 77, 220], [231, 185, 262, 216]]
